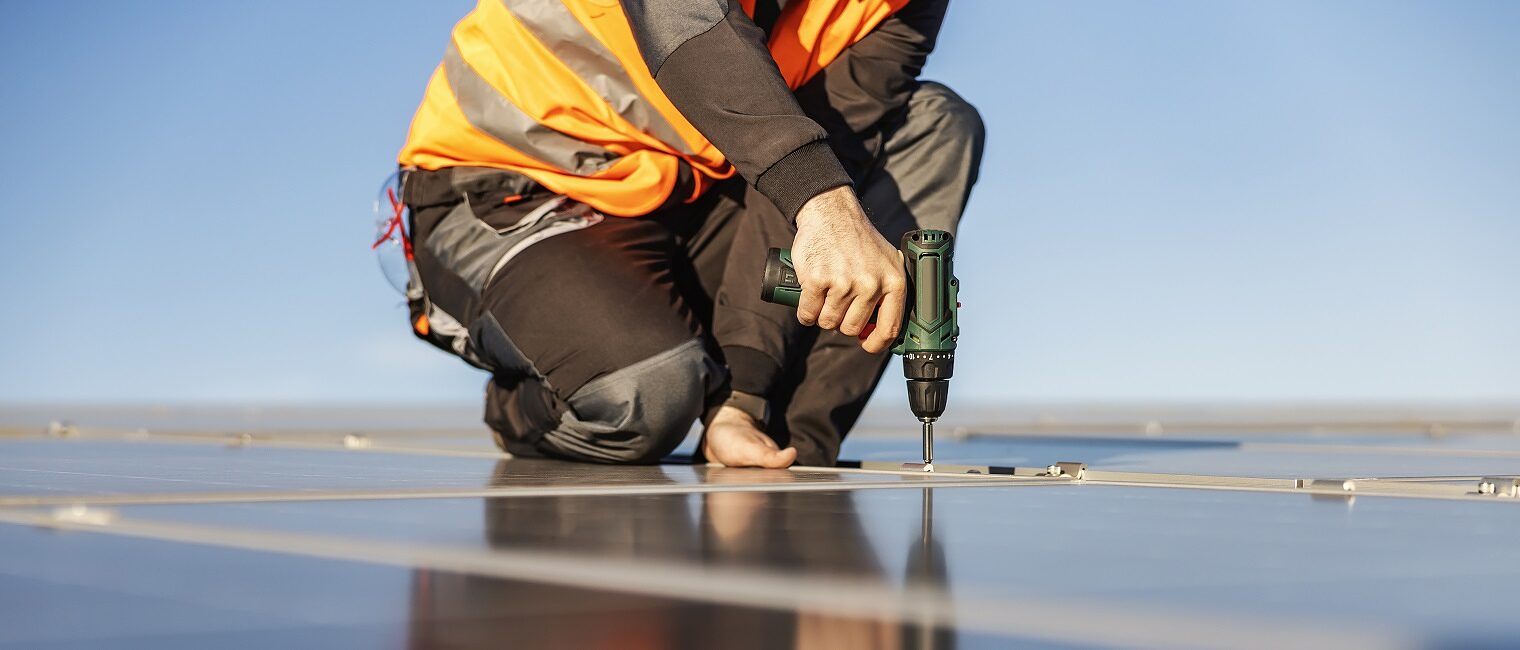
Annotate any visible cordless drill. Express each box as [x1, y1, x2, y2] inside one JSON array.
[[761, 229, 959, 470]]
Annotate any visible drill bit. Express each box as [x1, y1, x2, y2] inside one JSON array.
[[921, 417, 935, 471]]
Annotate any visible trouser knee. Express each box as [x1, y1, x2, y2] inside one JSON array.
[[861, 81, 986, 237], [494, 339, 725, 465], [912, 81, 986, 159]]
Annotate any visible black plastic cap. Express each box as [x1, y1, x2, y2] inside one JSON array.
[[907, 379, 950, 420], [760, 248, 799, 304]]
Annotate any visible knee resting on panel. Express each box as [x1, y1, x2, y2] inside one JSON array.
[[540, 339, 724, 464]]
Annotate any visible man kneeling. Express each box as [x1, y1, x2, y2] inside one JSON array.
[[391, 0, 982, 467]]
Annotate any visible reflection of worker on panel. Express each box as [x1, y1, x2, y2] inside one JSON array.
[[378, 0, 983, 469], [405, 459, 931, 648]]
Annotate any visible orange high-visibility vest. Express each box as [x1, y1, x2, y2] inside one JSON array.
[[398, 0, 905, 217]]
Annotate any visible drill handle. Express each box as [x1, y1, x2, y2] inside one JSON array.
[[760, 248, 802, 308], [761, 229, 960, 333], [760, 248, 888, 325]]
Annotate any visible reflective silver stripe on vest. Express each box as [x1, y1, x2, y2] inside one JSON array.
[[443, 42, 619, 175], [502, 0, 695, 156]]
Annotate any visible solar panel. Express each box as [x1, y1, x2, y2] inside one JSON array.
[[2, 410, 1517, 648]]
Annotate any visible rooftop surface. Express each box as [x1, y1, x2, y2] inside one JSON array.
[[2, 406, 1518, 649]]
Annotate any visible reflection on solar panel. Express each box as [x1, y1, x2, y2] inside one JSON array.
[[2, 406, 1518, 649]]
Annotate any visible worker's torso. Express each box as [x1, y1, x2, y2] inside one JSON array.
[[398, 0, 903, 217]]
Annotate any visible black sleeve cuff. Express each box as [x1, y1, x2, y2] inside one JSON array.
[[722, 344, 784, 397], [753, 140, 853, 222]]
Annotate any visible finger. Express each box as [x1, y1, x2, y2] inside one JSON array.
[[838, 288, 881, 337], [815, 284, 854, 330], [796, 283, 827, 326], [737, 436, 790, 468], [862, 281, 906, 353], [734, 430, 783, 465], [856, 323, 876, 341], [760, 446, 798, 469]]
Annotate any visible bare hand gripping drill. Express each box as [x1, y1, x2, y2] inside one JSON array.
[[761, 230, 959, 471]]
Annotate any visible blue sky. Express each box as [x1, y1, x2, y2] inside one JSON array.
[[1, 1, 1516, 406]]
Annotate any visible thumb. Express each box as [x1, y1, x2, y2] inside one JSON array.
[[762, 447, 798, 469]]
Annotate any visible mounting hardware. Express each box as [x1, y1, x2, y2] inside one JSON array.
[[1308, 479, 1356, 492], [1043, 462, 1086, 480], [887, 461, 1021, 475], [1476, 477, 1520, 497]]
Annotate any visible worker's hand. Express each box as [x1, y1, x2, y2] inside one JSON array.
[[703, 405, 796, 469], [792, 186, 906, 354]]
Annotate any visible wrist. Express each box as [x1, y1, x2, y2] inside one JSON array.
[[796, 186, 860, 230], [702, 391, 772, 429], [725, 391, 771, 429]]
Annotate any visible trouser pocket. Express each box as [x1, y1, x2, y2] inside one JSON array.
[[404, 168, 603, 374]]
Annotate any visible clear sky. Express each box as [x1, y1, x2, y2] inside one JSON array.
[[2, 1, 1516, 406]]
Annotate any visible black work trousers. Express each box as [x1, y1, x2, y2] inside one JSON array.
[[405, 82, 983, 466]]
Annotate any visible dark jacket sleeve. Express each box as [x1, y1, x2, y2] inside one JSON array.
[[794, 0, 948, 180], [621, 0, 853, 220]]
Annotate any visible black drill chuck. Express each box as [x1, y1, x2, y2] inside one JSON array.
[[906, 379, 950, 420], [904, 352, 954, 420]]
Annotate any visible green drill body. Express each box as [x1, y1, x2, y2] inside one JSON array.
[[761, 229, 959, 468]]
